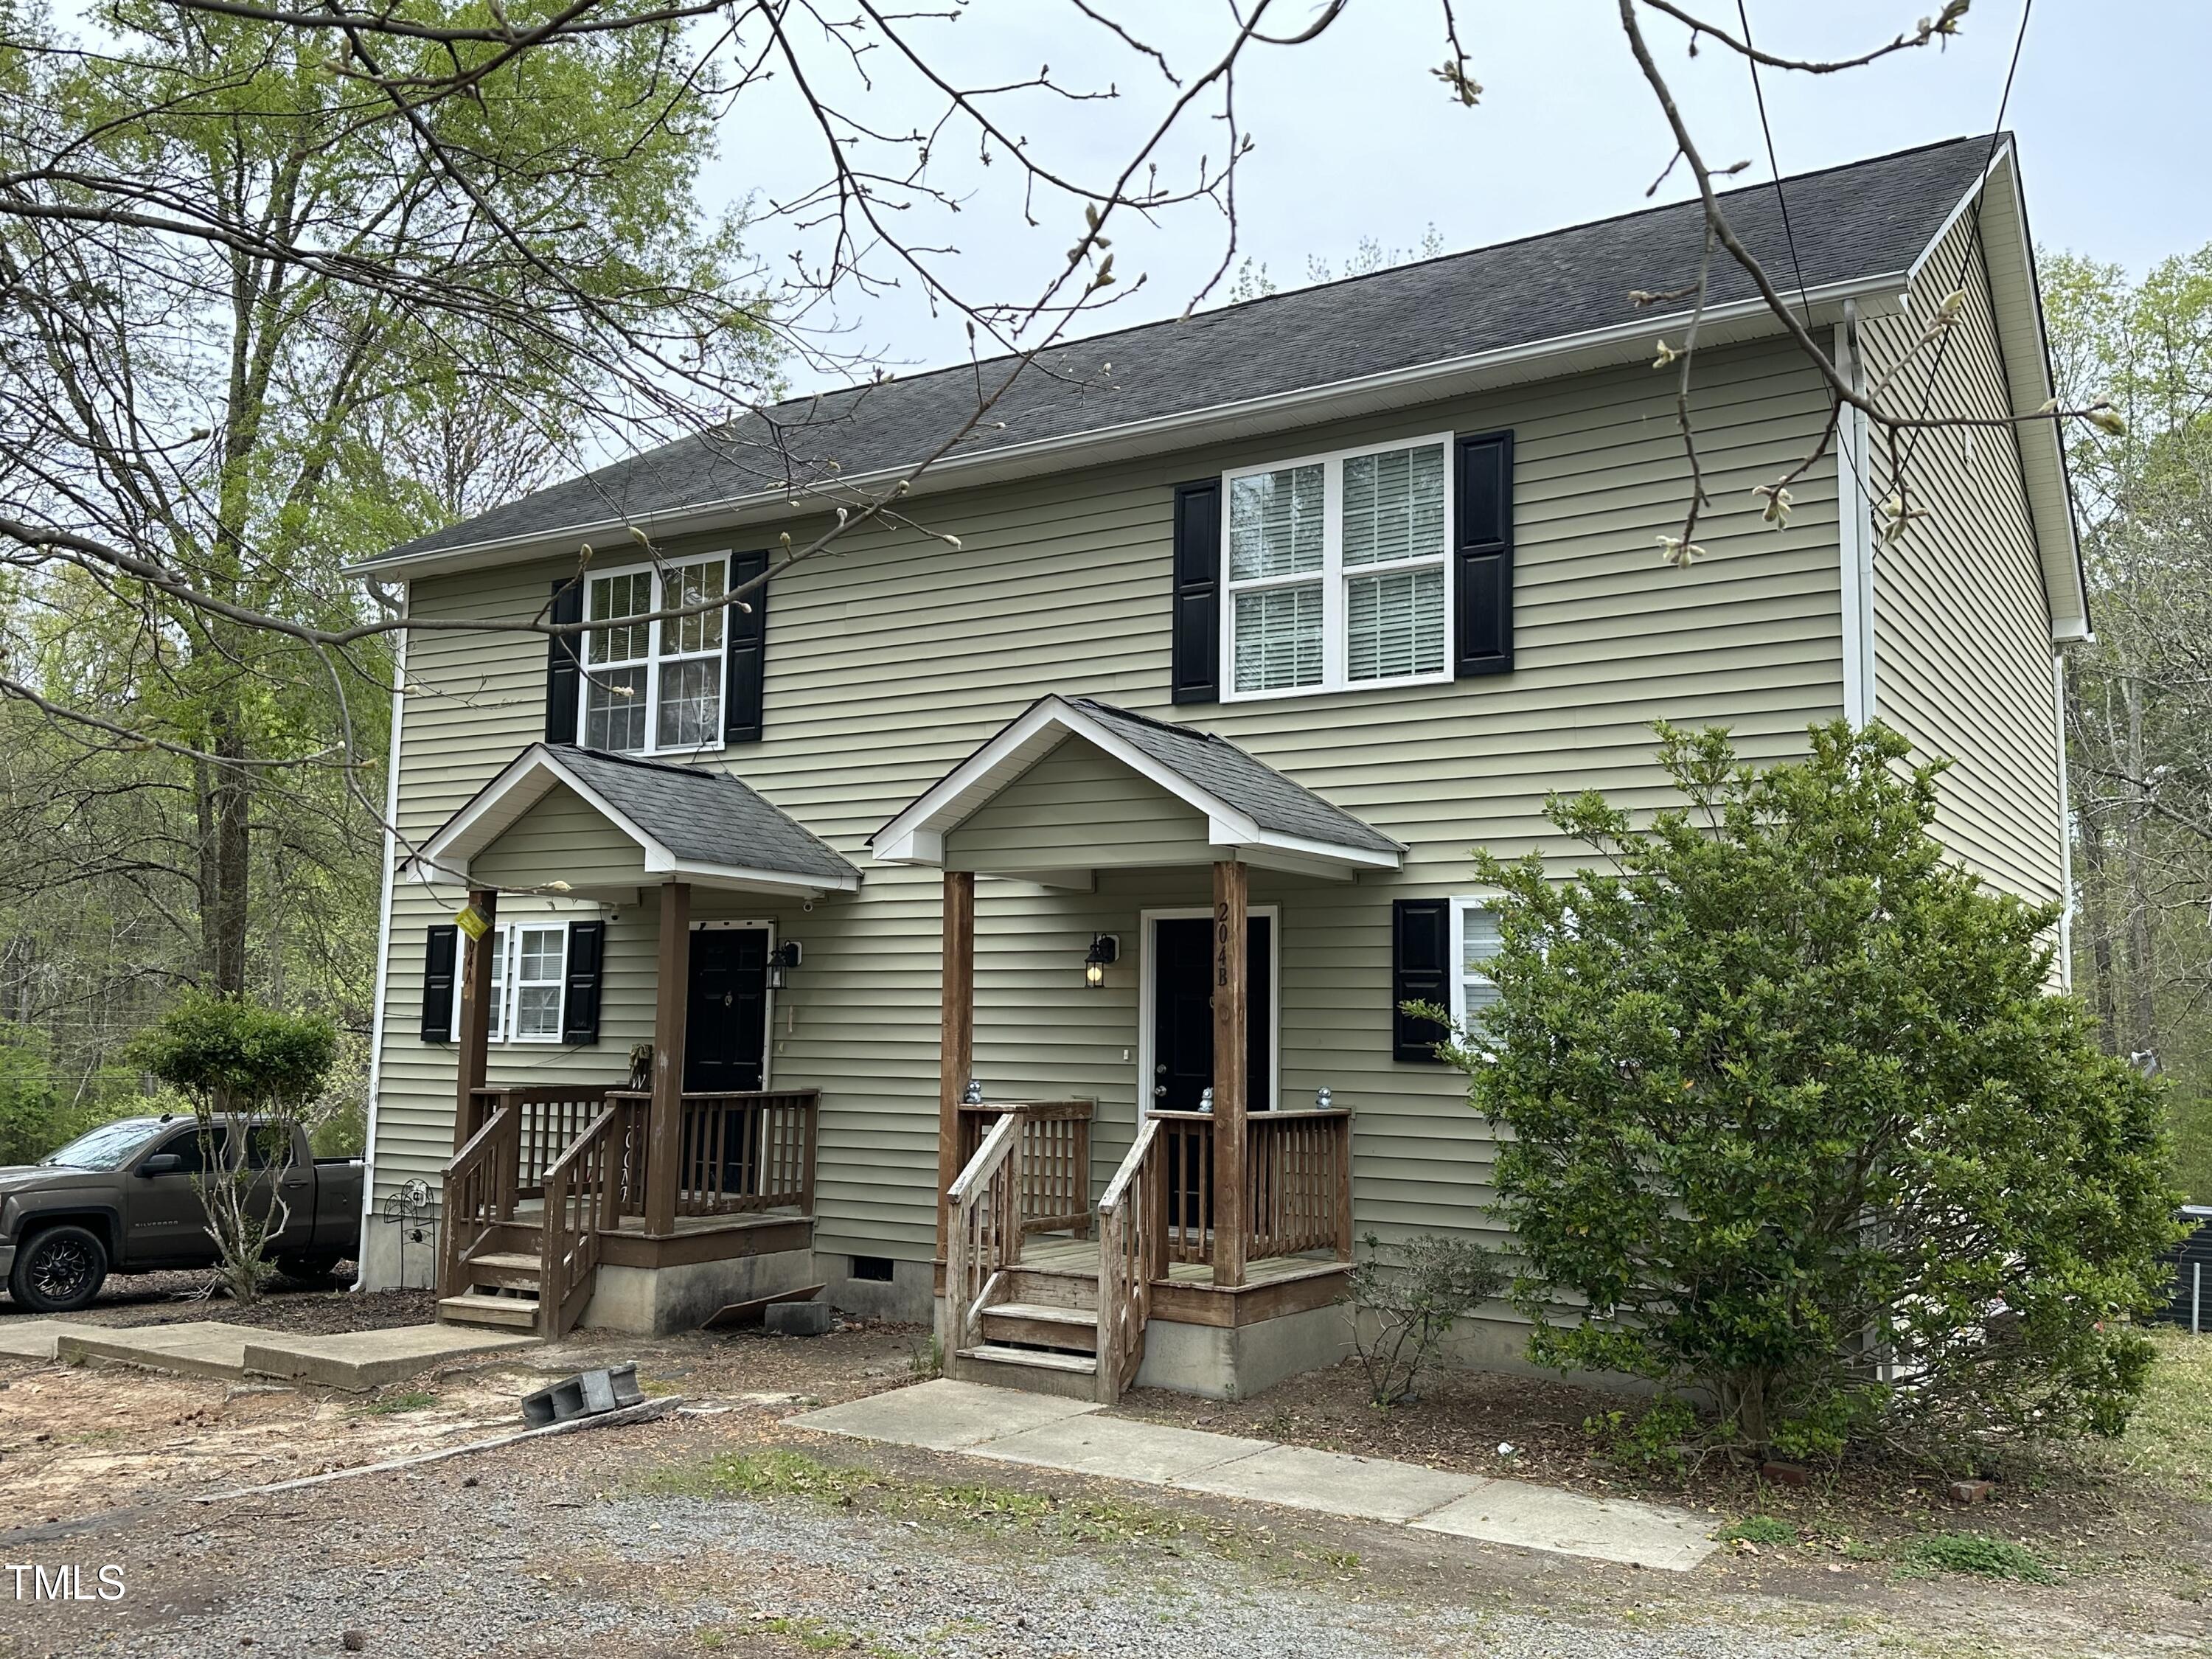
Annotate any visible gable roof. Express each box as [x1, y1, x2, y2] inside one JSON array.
[[872, 695, 1402, 878], [406, 742, 860, 896], [366, 136, 2007, 572]]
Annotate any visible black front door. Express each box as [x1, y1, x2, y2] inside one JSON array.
[[1150, 913, 1272, 1113], [683, 927, 768, 1093]]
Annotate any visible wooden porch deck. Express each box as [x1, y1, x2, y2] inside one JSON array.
[[1018, 1234, 1340, 1287]]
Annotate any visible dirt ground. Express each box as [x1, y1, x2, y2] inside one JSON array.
[[56, 1265, 437, 1335], [0, 1313, 2205, 1658]]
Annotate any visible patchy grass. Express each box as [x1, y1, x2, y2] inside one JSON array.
[[1895, 1532, 2058, 1585], [358, 1390, 439, 1416], [2117, 1329, 2212, 1501], [1717, 1514, 1798, 1546], [635, 1448, 1245, 1557]]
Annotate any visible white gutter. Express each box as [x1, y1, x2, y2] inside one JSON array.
[[349, 274, 1908, 581], [351, 588, 408, 1292]]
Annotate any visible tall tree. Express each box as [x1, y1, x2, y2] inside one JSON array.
[[2045, 244, 2212, 1195]]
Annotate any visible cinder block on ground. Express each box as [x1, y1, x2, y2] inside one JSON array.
[[522, 1363, 644, 1426], [765, 1299, 833, 1338]]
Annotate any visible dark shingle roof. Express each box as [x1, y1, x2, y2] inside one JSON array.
[[377, 136, 1997, 565], [1066, 698, 1402, 856], [550, 744, 859, 884]]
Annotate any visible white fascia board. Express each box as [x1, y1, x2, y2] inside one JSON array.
[[351, 276, 1898, 583], [872, 694, 1397, 872], [639, 850, 860, 896], [400, 744, 662, 883]]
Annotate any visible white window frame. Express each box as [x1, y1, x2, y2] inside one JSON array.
[[1449, 896, 1504, 1032], [577, 552, 731, 757], [1219, 432, 1455, 702], [451, 921, 569, 1046]]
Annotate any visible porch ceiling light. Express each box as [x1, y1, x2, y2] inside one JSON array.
[[1083, 933, 1119, 990]]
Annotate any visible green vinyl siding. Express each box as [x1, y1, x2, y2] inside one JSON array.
[[1860, 212, 2064, 906], [368, 333, 1868, 1278], [469, 783, 650, 891], [945, 737, 1214, 872]]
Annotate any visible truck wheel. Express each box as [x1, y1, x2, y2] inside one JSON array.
[[274, 1254, 343, 1288], [10, 1224, 109, 1314]]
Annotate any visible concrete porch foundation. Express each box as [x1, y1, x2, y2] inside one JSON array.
[[1133, 1301, 1352, 1400], [580, 1245, 818, 1336]]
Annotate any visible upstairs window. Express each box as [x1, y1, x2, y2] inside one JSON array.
[[581, 555, 727, 754], [1222, 436, 1453, 699]]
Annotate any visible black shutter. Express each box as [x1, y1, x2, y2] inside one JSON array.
[[546, 577, 584, 743], [420, 925, 459, 1043], [724, 551, 769, 744], [1170, 479, 1221, 705], [1454, 431, 1514, 678], [563, 920, 605, 1045], [1391, 898, 1450, 1062]]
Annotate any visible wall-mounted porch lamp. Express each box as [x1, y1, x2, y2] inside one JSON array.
[[1083, 933, 1119, 990], [767, 939, 802, 990]]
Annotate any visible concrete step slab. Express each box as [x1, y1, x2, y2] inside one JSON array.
[[1172, 1443, 1487, 1523], [788, 1377, 1100, 1451], [1411, 1478, 1719, 1572], [969, 1413, 1271, 1486], [55, 1322, 261, 1381], [243, 1325, 538, 1392], [0, 1318, 105, 1361]]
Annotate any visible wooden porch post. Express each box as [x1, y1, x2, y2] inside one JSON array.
[[452, 887, 498, 1150], [1211, 858, 1248, 1287], [935, 869, 976, 1260], [646, 880, 692, 1237]]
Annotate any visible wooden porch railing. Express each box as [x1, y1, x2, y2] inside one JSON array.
[[1095, 1116, 1161, 1403], [605, 1088, 820, 1220], [538, 1104, 619, 1338], [439, 1102, 518, 1298], [1134, 1107, 1354, 1273], [956, 1099, 1093, 1237], [1151, 1110, 1215, 1265], [1247, 1108, 1354, 1259], [945, 1112, 1023, 1357]]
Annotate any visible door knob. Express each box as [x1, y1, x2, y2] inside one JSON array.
[[1153, 1085, 1167, 1098], [1155, 1064, 1166, 1075]]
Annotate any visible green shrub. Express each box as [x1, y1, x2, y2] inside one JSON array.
[[129, 992, 337, 1304], [1443, 721, 2183, 1454], [1897, 1531, 2056, 1585], [1344, 1231, 1503, 1408], [1585, 1396, 1700, 1471]]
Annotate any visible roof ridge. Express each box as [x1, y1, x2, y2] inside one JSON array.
[[1067, 695, 1224, 745], [749, 133, 1995, 420]]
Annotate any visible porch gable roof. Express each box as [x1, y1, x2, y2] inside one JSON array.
[[869, 695, 1403, 878], [405, 742, 861, 897]]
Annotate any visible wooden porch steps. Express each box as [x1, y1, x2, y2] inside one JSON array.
[[978, 1301, 1099, 1353], [438, 1290, 540, 1330], [953, 1262, 1102, 1398]]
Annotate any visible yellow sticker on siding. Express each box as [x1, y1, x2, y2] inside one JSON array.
[[455, 903, 491, 942]]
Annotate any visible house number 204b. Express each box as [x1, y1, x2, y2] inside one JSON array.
[[1215, 901, 1232, 988]]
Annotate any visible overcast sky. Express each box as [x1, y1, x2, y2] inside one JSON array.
[[706, 1, 2211, 386]]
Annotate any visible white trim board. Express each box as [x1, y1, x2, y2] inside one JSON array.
[[869, 694, 1401, 877]]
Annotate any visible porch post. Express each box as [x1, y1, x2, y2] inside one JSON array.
[[646, 880, 692, 1236], [452, 887, 498, 1150], [935, 870, 976, 1260], [1211, 858, 1248, 1287]]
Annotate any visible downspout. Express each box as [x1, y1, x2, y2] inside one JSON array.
[[352, 589, 410, 1291], [2052, 648, 2076, 992], [1834, 304, 1877, 728]]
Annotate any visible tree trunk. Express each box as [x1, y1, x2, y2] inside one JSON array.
[[2121, 676, 2158, 1064], [2078, 806, 2122, 1054], [195, 699, 253, 996]]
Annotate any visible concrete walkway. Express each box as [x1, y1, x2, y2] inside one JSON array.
[[0, 1315, 534, 1391], [792, 1379, 1719, 1573]]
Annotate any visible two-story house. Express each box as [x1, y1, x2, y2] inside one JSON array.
[[352, 134, 2084, 1402]]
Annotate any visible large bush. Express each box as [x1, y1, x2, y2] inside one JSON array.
[[1448, 721, 2181, 1455], [130, 992, 338, 1302]]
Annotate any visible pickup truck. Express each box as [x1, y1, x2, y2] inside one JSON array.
[[0, 1114, 365, 1313]]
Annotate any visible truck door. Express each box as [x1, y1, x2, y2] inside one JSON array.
[[125, 1125, 223, 1267]]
